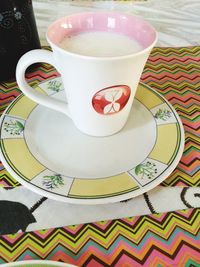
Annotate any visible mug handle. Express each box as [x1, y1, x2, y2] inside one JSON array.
[[16, 49, 71, 118]]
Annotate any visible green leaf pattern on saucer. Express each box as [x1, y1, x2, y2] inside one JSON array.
[[4, 119, 24, 135], [47, 80, 63, 92], [154, 108, 172, 121], [43, 174, 64, 190], [135, 161, 158, 179]]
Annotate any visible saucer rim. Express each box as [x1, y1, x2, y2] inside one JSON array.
[[0, 82, 184, 204], [1, 260, 77, 267]]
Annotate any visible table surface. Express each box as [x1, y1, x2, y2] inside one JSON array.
[[0, 1, 200, 266], [33, 0, 200, 47]]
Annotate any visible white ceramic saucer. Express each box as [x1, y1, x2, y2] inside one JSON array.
[[1, 260, 77, 267], [0, 78, 184, 204]]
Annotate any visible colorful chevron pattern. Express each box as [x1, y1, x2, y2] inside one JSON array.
[[141, 46, 200, 187], [0, 208, 199, 266], [0, 47, 200, 265]]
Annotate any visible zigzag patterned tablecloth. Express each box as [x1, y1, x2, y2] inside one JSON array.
[[0, 46, 200, 266]]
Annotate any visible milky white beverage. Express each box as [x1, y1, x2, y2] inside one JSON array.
[[59, 31, 143, 57]]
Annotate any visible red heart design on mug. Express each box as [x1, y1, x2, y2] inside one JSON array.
[[92, 85, 131, 115]]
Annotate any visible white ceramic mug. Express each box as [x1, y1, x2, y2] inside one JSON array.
[[16, 12, 157, 136]]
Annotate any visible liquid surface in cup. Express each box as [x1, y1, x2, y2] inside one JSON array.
[[59, 31, 143, 57]]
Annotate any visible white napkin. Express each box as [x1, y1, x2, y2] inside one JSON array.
[[0, 185, 199, 234]]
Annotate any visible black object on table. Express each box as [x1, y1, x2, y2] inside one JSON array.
[[0, 0, 40, 81]]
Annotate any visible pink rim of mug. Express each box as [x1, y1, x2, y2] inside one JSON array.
[[46, 11, 157, 60]]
